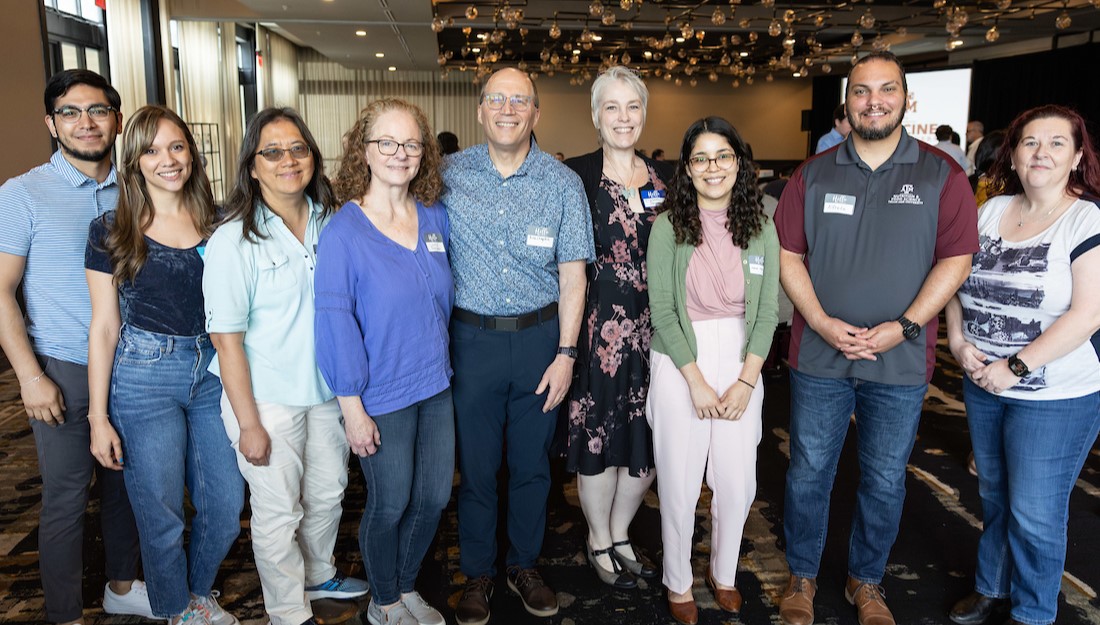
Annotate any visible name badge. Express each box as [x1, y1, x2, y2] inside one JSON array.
[[424, 232, 446, 253], [823, 193, 857, 216], [748, 255, 765, 275], [641, 189, 666, 209], [526, 225, 555, 248]]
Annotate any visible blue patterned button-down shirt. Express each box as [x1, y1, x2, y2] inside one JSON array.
[[443, 141, 595, 316]]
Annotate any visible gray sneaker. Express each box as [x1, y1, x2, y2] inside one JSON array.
[[401, 591, 445, 625], [192, 592, 240, 625], [366, 599, 419, 625]]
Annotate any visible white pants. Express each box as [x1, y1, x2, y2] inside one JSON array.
[[646, 317, 764, 594], [221, 394, 349, 625]]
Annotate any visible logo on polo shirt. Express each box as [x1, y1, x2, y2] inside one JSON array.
[[888, 183, 923, 205]]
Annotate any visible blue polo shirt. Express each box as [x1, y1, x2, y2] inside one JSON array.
[[442, 141, 594, 316], [0, 151, 117, 365]]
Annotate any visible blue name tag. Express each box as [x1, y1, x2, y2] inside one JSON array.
[[641, 189, 666, 209]]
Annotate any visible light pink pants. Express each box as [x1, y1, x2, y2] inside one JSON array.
[[646, 317, 764, 594]]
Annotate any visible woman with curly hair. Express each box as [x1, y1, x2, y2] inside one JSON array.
[[203, 107, 368, 625], [316, 98, 452, 625], [646, 117, 779, 625], [85, 105, 243, 625]]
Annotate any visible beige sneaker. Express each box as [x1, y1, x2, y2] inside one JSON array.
[[779, 574, 817, 625], [845, 577, 896, 625]]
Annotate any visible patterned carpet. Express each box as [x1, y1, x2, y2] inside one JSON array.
[[1, 333, 1098, 625]]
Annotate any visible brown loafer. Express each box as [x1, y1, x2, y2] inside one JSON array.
[[845, 577, 896, 625], [706, 570, 743, 614], [779, 574, 816, 625], [668, 596, 698, 625]]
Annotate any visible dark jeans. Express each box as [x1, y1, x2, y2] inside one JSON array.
[[451, 316, 559, 577], [358, 388, 455, 605], [30, 356, 141, 623]]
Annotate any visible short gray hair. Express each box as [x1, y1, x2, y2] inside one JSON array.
[[590, 66, 649, 131]]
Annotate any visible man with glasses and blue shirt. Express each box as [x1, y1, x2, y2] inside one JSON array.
[[0, 69, 151, 624], [443, 67, 594, 625]]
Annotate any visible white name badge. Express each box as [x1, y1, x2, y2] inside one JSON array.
[[823, 193, 857, 216], [641, 189, 666, 209], [527, 225, 555, 248], [424, 232, 446, 253], [748, 255, 765, 275]]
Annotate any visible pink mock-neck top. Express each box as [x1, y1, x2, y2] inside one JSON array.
[[686, 207, 745, 321]]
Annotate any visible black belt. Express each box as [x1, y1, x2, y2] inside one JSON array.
[[453, 302, 558, 332]]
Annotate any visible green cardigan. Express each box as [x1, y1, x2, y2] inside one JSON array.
[[648, 211, 780, 368]]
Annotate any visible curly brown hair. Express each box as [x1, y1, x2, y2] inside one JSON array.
[[332, 98, 444, 206], [107, 105, 215, 285], [659, 116, 766, 248]]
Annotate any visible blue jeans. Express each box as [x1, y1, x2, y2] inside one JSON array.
[[964, 378, 1100, 625], [110, 325, 245, 617], [784, 368, 927, 583], [358, 388, 455, 605]]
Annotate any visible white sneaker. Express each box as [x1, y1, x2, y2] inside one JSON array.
[[401, 591, 445, 625], [192, 592, 240, 625], [169, 601, 212, 625], [103, 580, 157, 619], [366, 599, 419, 625]]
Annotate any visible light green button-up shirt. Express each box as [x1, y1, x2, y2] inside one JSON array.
[[203, 198, 334, 406]]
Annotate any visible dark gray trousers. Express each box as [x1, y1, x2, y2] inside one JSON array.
[[30, 356, 140, 623]]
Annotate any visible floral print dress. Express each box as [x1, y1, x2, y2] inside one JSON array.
[[566, 165, 666, 477]]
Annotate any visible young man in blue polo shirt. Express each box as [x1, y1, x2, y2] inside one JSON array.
[[0, 69, 150, 624]]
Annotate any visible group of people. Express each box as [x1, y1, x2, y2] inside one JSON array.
[[0, 50, 1096, 625]]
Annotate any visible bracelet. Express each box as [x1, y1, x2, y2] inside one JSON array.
[[20, 371, 45, 387], [737, 378, 755, 390]]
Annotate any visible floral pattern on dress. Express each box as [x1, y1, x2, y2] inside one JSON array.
[[565, 164, 667, 477]]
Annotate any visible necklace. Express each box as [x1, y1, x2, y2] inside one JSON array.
[[1016, 196, 1072, 228], [606, 155, 638, 200]]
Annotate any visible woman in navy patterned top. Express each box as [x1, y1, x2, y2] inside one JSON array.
[[946, 105, 1100, 625], [85, 105, 243, 625]]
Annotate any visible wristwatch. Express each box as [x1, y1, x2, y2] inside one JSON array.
[[897, 316, 920, 340], [557, 346, 579, 359], [1007, 354, 1031, 377]]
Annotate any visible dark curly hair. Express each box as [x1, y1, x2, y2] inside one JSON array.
[[659, 116, 766, 248], [332, 98, 444, 206], [987, 104, 1100, 199]]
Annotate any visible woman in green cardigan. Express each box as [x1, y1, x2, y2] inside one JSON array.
[[646, 117, 779, 625]]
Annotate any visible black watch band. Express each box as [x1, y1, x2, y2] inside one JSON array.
[[1007, 354, 1030, 377], [897, 316, 920, 340], [557, 346, 578, 359]]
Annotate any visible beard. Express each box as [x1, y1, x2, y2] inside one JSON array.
[[847, 103, 905, 141], [56, 135, 115, 163]]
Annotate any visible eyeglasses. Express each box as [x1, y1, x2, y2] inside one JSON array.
[[52, 104, 117, 123], [481, 93, 535, 112], [255, 144, 311, 162], [688, 152, 738, 173], [366, 139, 424, 157]]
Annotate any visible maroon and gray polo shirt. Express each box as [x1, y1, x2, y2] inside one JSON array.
[[775, 130, 979, 385]]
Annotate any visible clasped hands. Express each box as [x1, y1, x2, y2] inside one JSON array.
[[818, 316, 906, 361], [688, 379, 753, 421], [950, 339, 1021, 395]]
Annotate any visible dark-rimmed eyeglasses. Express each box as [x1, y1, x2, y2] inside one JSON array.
[[366, 139, 424, 157], [481, 93, 534, 112], [52, 105, 117, 123], [688, 152, 737, 173], [255, 144, 311, 162]]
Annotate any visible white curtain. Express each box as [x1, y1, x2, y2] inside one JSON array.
[[296, 48, 480, 176], [218, 22, 244, 186], [106, 0, 148, 113], [263, 27, 299, 109]]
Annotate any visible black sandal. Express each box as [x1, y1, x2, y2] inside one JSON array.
[[611, 540, 659, 578], [587, 544, 638, 589]]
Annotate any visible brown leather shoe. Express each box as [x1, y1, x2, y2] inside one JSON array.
[[844, 577, 896, 625], [506, 566, 558, 617], [779, 574, 816, 625], [706, 570, 743, 614], [455, 575, 493, 625], [667, 596, 698, 625]]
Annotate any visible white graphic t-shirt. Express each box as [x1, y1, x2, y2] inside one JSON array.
[[958, 194, 1100, 400]]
